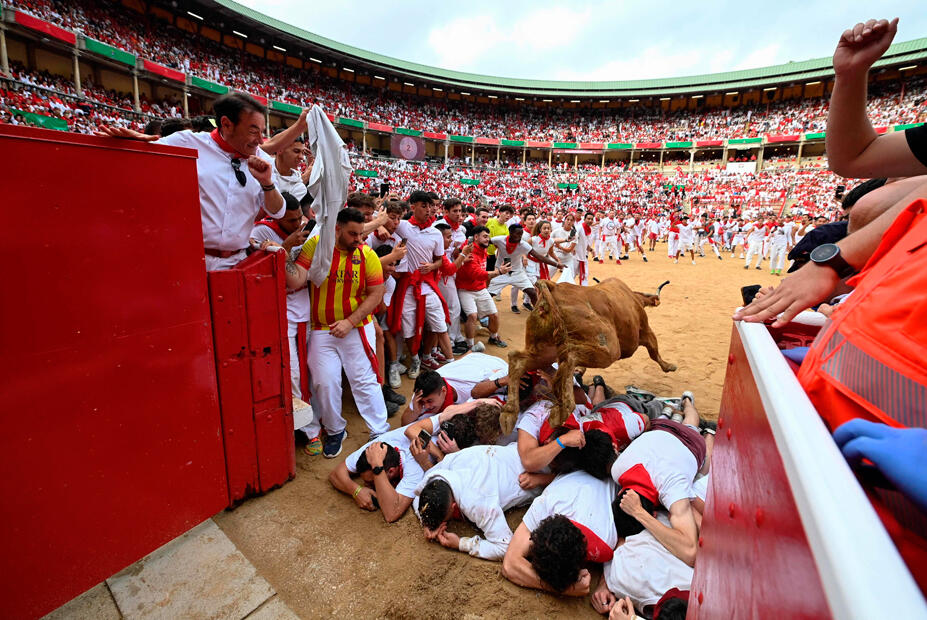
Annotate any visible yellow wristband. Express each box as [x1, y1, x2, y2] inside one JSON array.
[[352, 485, 363, 499]]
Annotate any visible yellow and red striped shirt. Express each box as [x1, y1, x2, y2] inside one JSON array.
[[295, 237, 384, 330]]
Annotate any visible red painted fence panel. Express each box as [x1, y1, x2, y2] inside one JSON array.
[[208, 250, 294, 505], [0, 125, 228, 619]]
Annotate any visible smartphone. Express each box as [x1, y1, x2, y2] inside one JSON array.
[[418, 429, 432, 448], [302, 220, 316, 234], [502, 257, 512, 267]]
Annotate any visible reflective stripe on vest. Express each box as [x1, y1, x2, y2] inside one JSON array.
[[817, 329, 927, 428]]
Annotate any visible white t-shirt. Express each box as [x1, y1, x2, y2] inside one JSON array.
[[157, 130, 280, 251], [434, 218, 467, 256], [367, 231, 401, 250], [552, 227, 578, 263], [677, 222, 697, 245], [395, 219, 444, 274], [383, 276, 396, 307], [413, 443, 539, 560], [601, 217, 620, 238], [603, 512, 694, 610], [490, 235, 533, 273], [522, 470, 618, 550], [345, 415, 440, 499], [611, 429, 698, 509]]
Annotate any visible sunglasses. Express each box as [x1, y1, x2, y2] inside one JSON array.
[[230, 158, 246, 187]]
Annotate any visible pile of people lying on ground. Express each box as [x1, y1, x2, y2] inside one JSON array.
[[4, 0, 926, 143]]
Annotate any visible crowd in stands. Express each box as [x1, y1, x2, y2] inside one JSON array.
[[4, 0, 927, 143]]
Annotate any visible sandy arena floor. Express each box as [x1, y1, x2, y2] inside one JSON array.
[[214, 244, 782, 619]]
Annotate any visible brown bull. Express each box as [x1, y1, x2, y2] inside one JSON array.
[[501, 278, 676, 434]]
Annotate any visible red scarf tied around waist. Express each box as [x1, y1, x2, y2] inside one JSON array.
[[528, 235, 551, 280], [388, 270, 450, 355]]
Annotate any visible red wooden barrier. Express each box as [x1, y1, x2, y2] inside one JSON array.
[[208, 250, 295, 505], [690, 321, 927, 619], [0, 125, 229, 619]]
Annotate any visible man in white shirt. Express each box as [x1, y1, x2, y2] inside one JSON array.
[[413, 443, 541, 561], [768, 219, 791, 276], [434, 197, 468, 353], [97, 93, 291, 271], [674, 215, 697, 265], [743, 218, 768, 270], [388, 191, 449, 379], [328, 414, 442, 523], [259, 130, 308, 202], [600, 212, 621, 263], [502, 471, 617, 595], [489, 224, 563, 309]]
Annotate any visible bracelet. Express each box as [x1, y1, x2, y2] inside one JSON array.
[[494, 378, 502, 389], [261, 183, 276, 191], [352, 485, 363, 499], [555, 437, 566, 449]]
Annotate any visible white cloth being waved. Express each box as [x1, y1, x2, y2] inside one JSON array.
[[413, 444, 540, 560], [305, 105, 351, 287], [156, 129, 283, 269]]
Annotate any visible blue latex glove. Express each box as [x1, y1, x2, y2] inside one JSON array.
[[782, 346, 809, 365], [833, 419, 927, 513]]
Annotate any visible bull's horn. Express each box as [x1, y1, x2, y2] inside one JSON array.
[[655, 280, 670, 296]]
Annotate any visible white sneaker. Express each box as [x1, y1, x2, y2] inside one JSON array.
[[407, 356, 421, 379], [388, 363, 401, 389], [471, 341, 485, 353], [691, 260, 696, 265], [673, 259, 678, 264], [395, 362, 408, 375]]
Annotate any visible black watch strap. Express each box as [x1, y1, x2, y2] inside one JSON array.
[[372, 466, 384, 476]]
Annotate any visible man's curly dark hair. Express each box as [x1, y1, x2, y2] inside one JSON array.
[[471, 403, 503, 444], [656, 598, 688, 620], [418, 478, 453, 531], [579, 429, 617, 480], [612, 488, 657, 539], [526, 515, 586, 592]]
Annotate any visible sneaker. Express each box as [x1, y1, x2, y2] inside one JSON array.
[[407, 356, 421, 379], [304, 436, 322, 456], [433, 350, 449, 362], [699, 419, 718, 436], [382, 385, 406, 405], [718, 255, 723, 260], [743, 265, 748, 269], [616, 260, 622, 265], [692, 260, 697, 265], [511, 305, 521, 314], [755, 266, 762, 270], [388, 363, 401, 389], [642, 256, 648, 262], [470, 341, 485, 353], [681, 391, 695, 406], [421, 357, 442, 370], [385, 400, 400, 417], [674, 259, 679, 264], [523, 300, 534, 311], [452, 341, 470, 355], [395, 361, 408, 375], [488, 336, 508, 348], [323, 430, 347, 459]]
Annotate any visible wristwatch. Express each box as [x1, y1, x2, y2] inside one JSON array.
[[809, 243, 856, 279], [371, 466, 384, 476]]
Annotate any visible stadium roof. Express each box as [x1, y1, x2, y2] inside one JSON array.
[[212, 0, 927, 97]]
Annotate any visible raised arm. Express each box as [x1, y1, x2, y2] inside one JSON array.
[[259, 109, 309, 155], [826, 18, 927, 178]]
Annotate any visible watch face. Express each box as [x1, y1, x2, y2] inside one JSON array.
[[810, 243, 839, 263]]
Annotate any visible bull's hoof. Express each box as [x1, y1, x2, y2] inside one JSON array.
[[663, 363, 678, 372], [499, 411, 517, 436]]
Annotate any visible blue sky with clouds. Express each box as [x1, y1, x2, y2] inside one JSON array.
[[238, 1, 927, 80]]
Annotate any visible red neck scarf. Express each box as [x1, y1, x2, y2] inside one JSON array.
[[209, 128, 248, 159], [538, 234, 549, 245], [569, 520, 614, 563], [445, 218, 460, 231], [440, 379, 457, 411], [258, 218, 289, 241], [409, 215, 434, 229], [582, 223, 592, 236], [618, 463, 660, 505], [505, 237, 520, 255]]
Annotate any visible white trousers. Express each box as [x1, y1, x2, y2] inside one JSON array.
[[438, 275, 462, 342], [769, 242, 788, 271], [745, 241, 764, 268], [600, 236, 620, 260], [401, 283, 447, 338], [667, 233, 678, 257], [304, 322, 389, 438], [205, 250, 246, 272], [287, 320, 306, 400]]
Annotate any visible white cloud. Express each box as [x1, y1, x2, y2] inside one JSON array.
[[426, 15, 502, 71], [509, 7, 593, 50]]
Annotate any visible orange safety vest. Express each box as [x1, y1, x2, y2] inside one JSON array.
[[798, 198, 927, 594]]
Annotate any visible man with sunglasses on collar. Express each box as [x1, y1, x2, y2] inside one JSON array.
[[97, 93, 306, 271]]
